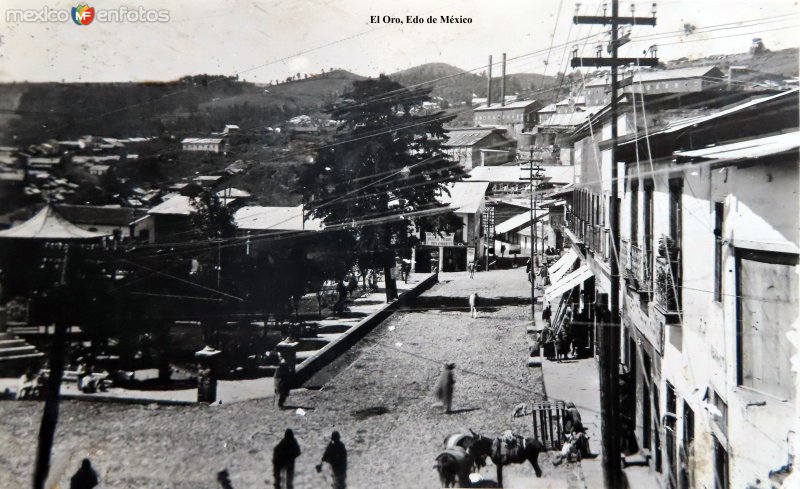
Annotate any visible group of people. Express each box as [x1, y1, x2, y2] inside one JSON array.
[[272, 429, 347, 489], [16, 368, 42, 400], [553, 402, 598, 465], [60, 436, 347, 489]]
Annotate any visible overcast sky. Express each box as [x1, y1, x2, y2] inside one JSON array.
[[0, 0, 797, 83]]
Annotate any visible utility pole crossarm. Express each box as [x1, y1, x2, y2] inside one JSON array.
[[571, 58, 659, 68], [573, 15, 656, 25]]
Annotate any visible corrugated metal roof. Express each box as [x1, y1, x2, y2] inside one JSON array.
[[622, 89, 798, 145], [496, 211, 550, 234], [149, 196, 195, 215], [556, 96, 586, 106], [0, 205, 109, 240], [181, 138, 223, 144], [215, 187, 251, 198], [474, 100, 539, 111], [632, 66, 722, 82], [438, 181, 489, 214], [234, 205, 322, 231], [675, 131, 800, 161], [468, 165, 524, 182], [538, 111, 591, 127], [443, 128, 498, 147]]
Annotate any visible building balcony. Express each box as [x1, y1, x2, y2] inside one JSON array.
[[629, 244, 652, 293], [654, 237, 681, 323]]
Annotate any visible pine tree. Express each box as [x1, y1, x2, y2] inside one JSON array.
[[300, 75, 465, 301]]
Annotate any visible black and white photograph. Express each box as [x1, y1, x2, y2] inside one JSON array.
[[0, 1, 798, 487]]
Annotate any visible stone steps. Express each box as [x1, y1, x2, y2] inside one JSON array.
[[622, 449, 652, 468], [0, 334, 45, 375]]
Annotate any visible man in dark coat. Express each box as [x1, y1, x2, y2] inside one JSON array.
[[433, 363, 456, 413], [542, 303, 552, 326], [274, 358, 292, 408], [70, 458, 99, 489], [317, 431, 347, 489], [273, 429, 301, 489]]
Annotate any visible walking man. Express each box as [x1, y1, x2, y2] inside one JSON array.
[[70, 458, 99, 489], [274, 358, 292, 408], [317, 431, 347, 489], [273, 429, 301, 489], [468, 261, 475, 279], [469, 292, 478, 319], [433, 363, 456, 414], [525, 258, 532, 282]]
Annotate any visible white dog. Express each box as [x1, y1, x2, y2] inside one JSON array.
[[469, 293, 478, 319]]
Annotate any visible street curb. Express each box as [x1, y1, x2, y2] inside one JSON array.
[[293, 273, 439, 387], [59, 393, 195, 407]]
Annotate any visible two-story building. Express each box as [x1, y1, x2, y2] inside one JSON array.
[[443, 127, 515, 170], [556, 86, 798, 488], [414, 181, 489, 273], [473, 100, 543, 138], [614, 88, 799, 489]]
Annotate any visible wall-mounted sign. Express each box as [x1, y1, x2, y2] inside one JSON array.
[[425, 232, 454, 247]]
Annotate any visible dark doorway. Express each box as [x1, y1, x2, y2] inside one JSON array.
[[714, 437, 729, 489], [442, 247, 467, 272], [680, 401, 695, 489], [666, 383, 677, 488], [654, 385, 662, 473], [414, 247, 434, 273]]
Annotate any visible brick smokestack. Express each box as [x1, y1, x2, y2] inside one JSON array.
[[487, 55, 493, 107], [501, 53, 506, 107]]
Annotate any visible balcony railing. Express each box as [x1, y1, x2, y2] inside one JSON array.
[[629, 244, 652, 292], [654, 237, 681, 323], [620, 239, 630, 276]]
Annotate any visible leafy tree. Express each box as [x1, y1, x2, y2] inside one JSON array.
[[191, 189, 237, 239], [300, 75, 465, 301]]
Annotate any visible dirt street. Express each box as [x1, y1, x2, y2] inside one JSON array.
[[0, 268, 586, 488]]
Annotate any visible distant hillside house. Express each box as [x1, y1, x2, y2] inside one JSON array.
[[473, 100, 543, 138], [443, 127, 514, 170], [181, 138, 224, 153], [140, 195, 196, 243]]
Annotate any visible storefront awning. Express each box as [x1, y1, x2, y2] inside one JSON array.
[[545, 264, 593, 303], [547, 249, 579, 285]]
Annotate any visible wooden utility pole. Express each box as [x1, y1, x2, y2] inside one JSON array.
[[33, 245, 70, 489], [572, 2, 658, 487], [520, 163, 544, 321]]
